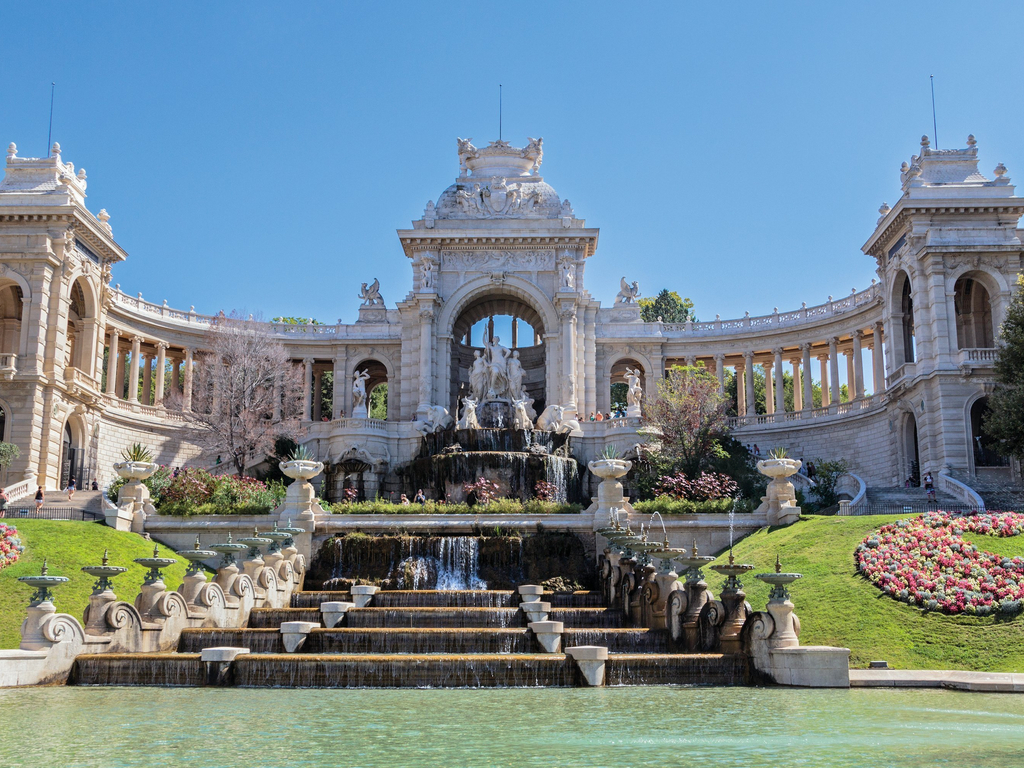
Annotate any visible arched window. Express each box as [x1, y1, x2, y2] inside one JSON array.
[[0, 404, 6, 443], [954, 276, 994, 349], [970, 397, 1009, 468], [900, 279, 915, 364]]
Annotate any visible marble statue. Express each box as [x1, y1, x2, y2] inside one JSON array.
[[537, 404, 581, 434], [560, 257, 575, 289], [416, 405, 454, 435], [352, 369, 371, 417], [420, 256, 435, 290], [625, 366, 643, 417], [485, 336, 511, 400], [507, 350, 524, 400], [616, 277, 641, 304], [358, 279, 384, 306], [458, 396, 480, 430], [469, 350, 489, 402], [511, 398, 533, 430]]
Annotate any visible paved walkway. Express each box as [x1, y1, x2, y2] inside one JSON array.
[[850, 669, 1024, 692]]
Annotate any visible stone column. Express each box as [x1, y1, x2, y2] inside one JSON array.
[[714, 354, 725, 394], [105, 328, 120, 395], [183, 348, 194, 412], [818, 354, 830, 407], [829, 337, 841, 406], [773, 348, 785, 414], [584, 307, 597, 422], [332, 350, 347, 419], [312, 368, 323, 421], [172, 356, 181, 392], [790, 357, 802, 410], [735, 361, 746, 416], [744, 352, 756, 416], [302, 358, 313, 421], [141, 352, 152, 404], [872, 322, 885, 393], [560, 303, 577, 407], [764, 361, 774, 414], [853, 330, 864, 399], [801, 344, 813, 411], [845, 350, 855, 402], [418, 303, 435, 414], [511, 317, 518, 348], [128, 336, 142, 403], [154, 342, 167, 405]]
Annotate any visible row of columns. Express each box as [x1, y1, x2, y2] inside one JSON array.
[[104, 328, 194, 411], [706, 324, 884, 416]]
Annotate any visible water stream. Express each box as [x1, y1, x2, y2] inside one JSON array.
[[3, 686, 1022, 767]]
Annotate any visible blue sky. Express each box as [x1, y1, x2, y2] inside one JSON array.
[[3, 2, 1022, 324]]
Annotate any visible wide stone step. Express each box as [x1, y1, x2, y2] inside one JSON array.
[[604, 653, 749, 686], [370, 590, 516, 608], [247, 608, 322, 628], [234, 653, 579, 688], [564, 628, 670, 653], [178, 628, 284, 654], [549, 608, 625, 628], [305, 628, 534, 654], [345, 607, 524, 629], [71, 653, 205, 687], [290, 591, 351, 608]]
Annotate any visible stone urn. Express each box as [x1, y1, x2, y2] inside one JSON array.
[[279, 458, 324, 522], [587, 458, 632, 481], [113, 460, 159, 481], [279, 459, 324, 482], [588, 458, 633, 531], [754, 457, 802, 526]]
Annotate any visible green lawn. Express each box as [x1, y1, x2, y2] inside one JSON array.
[[0, 520, 189, 649], [706, 515, 1024, 672]]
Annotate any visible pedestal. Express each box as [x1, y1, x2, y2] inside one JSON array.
[[717, 588, 749, 654], [84, 589, 118, 635], [767, 599, 800, 648], [683, 579, 712, 650]]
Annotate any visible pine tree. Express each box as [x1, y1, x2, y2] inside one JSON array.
[[984, 273, 1024, 460]]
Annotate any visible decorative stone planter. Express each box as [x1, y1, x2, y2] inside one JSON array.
[[279, 459, 324, 482], [112, 461, 160, 482], [587, 458, 632, 481], [754, 457, 803, 526]]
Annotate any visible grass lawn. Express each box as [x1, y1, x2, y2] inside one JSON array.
[[706, 515, 1024, 672], [0, 520, 189, 649]]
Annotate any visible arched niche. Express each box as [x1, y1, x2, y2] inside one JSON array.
[[0, 281, 24, 356], [890, 271, 915, 365], [59, 416, 88, 490], [350, 358, 391, 420], [968, 395, 1008, 471], [954, 275, 995, 349], [902, 411, 920, 486], [608, 357, 645, 417]]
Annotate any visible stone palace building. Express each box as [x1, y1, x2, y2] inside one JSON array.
[[0, 132, 1020, 502]]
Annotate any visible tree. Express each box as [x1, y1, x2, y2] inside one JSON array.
[[639, 289, 696, 323], [183, 313, 306, 476], [271, 316, 323, 325], [642, 365, 730, 477], [369, 383, 388, 419], [984, 273, 1024, 459]]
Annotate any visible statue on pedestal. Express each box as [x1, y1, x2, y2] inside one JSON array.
[[485, 336, 511, 400], [507, 350, 524, 400], [352, 369, 371, 417], [469, 350, 489, 402]]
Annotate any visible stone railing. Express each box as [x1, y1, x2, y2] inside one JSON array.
[[104, 395, 189, 423], [110, 287, 213, 326], [656, 283, 882, 337], [4, 478, 33, 502], [727, 394, 882, 429], [0, 352, 16, 379], [885, 362, 914, 389], [937, 470, 986, 511], [958, 347, 998, 365], [331, 417, 389, 434]]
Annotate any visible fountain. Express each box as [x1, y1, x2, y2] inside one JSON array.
[[17, 559, 74, 651], [81, 550, 128, 635], [755, 555, 803, 647], [176, 536, 221, 605], [669, 540, 716, 649], [133, 545, 179, 619], [709, 552, 755, 653], [209, 533, 248, 597], [238, 528, 273, 580]]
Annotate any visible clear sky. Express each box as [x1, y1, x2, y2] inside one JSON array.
[[3, 2, 1022, 324]]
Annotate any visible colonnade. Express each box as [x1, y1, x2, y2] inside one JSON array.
[[104, 327, 195, 410], [677, 323, 885, 417]]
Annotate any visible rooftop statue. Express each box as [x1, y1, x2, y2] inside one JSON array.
[[357, 278, 384, 306], [616, 277, 641, 304]]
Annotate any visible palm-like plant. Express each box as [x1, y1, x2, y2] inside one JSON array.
[[121, 443, 154, 463]]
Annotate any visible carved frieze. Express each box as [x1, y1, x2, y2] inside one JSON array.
[[443, 249, 555, 272]]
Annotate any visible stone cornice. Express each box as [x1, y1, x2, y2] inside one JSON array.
[[396, 229, 600, 259], [863, 200, 1024, 258]]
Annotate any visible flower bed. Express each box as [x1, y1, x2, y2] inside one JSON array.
[[855, 511, 1024, 616], [0, 523, 24, 571]]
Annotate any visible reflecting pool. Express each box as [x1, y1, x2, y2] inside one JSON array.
[[1, 686, 1022, 767]]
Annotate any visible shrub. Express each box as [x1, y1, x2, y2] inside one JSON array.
[[810, 458, 850, 508], [463, 477, 500, 504], [534, 481, 559, 501], [634, 496, 738, 515], [654, 471, 738, 501], [0, 442, 20, 469], [154, 468, 282, 516], [328, 499, 583, 515]]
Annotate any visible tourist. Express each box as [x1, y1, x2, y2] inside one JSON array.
[[413, 488, 426, 503], [34, 486, 44, 512], [91, 479, 99, 491], [807, 462, 817, 480], [400, 493, 410, 506], [753, 444, 760, 456], [67, 476, 76, 501], [798, 460, 807, 476], [589, 412, 595, 421], [0, 486, 7, 517], [595, 412, 604, 421], [923, 471, 935, 502], [605, 412, 611, 420]]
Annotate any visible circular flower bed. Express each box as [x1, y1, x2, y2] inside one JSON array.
[[856, 511, 1024, 616], [0, 523, 24, 571]]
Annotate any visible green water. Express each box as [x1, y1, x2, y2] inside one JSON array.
[[1, 686, 1022, 767]]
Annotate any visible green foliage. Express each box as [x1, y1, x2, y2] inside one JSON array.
[[609, 382, 627, 410], [601, 444, 620, 460], [808, 457, 850, 509], [767, 446, 789, 459], [639, 289, 696, 323], [0, 520, 190, 649], [153, 468, 283, 516], [271, 316, 322, 325], [634, 497, 745, 515], [0, 442, 19, 469], [985, 273, 1024, 460], [287, 444, 316, 462], [328, 499, 583, 515], [709, 515, 1024, 671], [120, 442, 153, 463], [369, 383, 388, 419]]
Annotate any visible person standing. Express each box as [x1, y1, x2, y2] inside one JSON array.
[[923, 471, 935, 502], [67, 476, 76, 501], [0, 486, 7, 518], [34, 486, 44, 513]]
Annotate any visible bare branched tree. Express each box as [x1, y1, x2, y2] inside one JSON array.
[[182, 312, 305, 475]]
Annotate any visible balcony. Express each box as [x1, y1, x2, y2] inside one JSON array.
[[958, 347, 999, 366], [0, 353, 15, 379]]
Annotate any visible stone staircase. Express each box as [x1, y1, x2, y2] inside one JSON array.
[[950, 474, 1024, 512], [70, 588, 749, 688], [864, 486, 965, 514], [3, 489, 106, 519]]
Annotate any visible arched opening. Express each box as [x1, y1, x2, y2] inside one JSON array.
[[0, 282, 24, 357], [0, 404, 6, 442], [903, 413, 920, 486], [609, 358, 645, 419], [900, 277, 915, 364], [450, 294, 546, 418], [59, 420, 83, 491], [351, 359, 389, 420], [970, 397, 1008, 469], [955, 276, 994, 349]]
